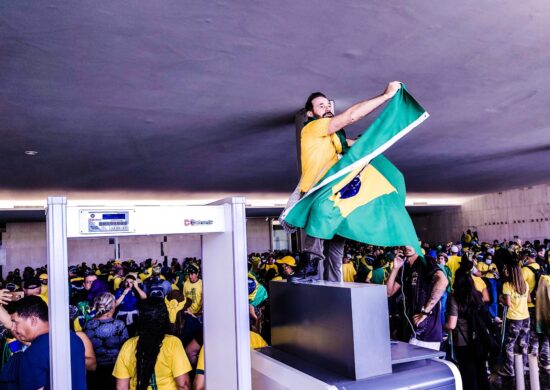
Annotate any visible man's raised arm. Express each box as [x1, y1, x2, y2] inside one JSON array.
[[328, 81, 402, 135]]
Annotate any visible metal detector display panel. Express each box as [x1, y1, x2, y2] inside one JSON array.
[[80, 210, 135, 234]]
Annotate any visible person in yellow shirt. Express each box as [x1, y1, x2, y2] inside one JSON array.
[[258, 255, 279, 278], [498, 258, 530, 377], [38, 273, 49, 304], [113, 299, 192, 390], [521, 248, 545, 362], [193, 331, 268, 390], [446, 246, 462, 285], [294, 82, 402, 283], [342, 254, 357, 282], [471, 275, 489, 303], [272, 256, 297, 281], [22, 277, 49, 305], [456, 255, 490, 303], [183, 266, 203, 316], [110, 263, 125, 291], [249, 254, 262, 274]]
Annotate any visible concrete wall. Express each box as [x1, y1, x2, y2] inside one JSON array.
[[412, 184, 550, 244], [2, 222, 48, 273], [0, 217, 273, 274], [245, 218, 271, 254]]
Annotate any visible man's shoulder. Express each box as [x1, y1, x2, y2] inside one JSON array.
[[302, 118, 330, 135], [27, 332, 50, 352], [522, 264, 538, 276], [415, 257, 442, 275]]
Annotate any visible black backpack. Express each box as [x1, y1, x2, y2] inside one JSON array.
[[523, 264, 547, 302], [468, 306, 500, 358]]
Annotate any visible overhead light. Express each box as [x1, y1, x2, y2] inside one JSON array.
[[24, 150, 38, 156]]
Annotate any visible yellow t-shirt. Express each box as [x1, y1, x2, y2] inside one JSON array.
[[522, 262, 540, 308], [39, 292, 49, 305], [342, 263, 357, 283], [472, 275, 487, 293], [113, 335, 191, 390], [183, 279, 203, 315], [250, 331, 268, 349], [196, 331, 267, 374], [196, 346, 205, 374], [39, 285, 49, 305], [502, 282, 529, 320], [477, 262, 498, 279], [113, 276, 123, 291], [447, 255, 461, 284], [300, 118, 339, 193], [260, 263, 278, 276], [139, 267, 153, 281]]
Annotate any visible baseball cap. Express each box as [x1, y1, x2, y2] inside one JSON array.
[[451, 245, 459, 253], [276, 256, 297, 267], [23, 277, 41, 290]]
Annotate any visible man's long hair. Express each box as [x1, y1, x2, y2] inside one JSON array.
[[135, 298, 169, 390]]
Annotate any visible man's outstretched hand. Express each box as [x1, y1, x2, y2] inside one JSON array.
[[383, 81, 402, 100]]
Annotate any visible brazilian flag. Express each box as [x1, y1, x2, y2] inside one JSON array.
[[282, 85, 429, 253]]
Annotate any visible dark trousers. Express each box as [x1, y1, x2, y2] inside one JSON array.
[[303, 234, 345, 282], [455, 346, 489, 390], [87, 364, 116, 389]]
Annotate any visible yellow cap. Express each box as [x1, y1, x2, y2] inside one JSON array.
[[276, 256, 296, 267]]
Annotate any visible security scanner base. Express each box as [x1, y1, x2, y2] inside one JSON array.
[[251, 281, 461, 389], [253, 342, 457, 389]]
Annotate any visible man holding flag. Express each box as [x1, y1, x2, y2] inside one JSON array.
[[292, 82, 402, 282], [282, 81, 429, 282]]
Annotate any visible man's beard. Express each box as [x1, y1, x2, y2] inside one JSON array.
[[322, 112, 334, 118]]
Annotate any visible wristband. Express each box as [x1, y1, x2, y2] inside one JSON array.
[[421, 307, 432, 316]]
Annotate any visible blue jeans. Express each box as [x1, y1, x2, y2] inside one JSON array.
[[440, 290, 448, 327], [485, 278, 498, 318]]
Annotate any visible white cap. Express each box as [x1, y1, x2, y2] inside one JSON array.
[[487, 248, 495, 255], [451, 245, 459, 253]]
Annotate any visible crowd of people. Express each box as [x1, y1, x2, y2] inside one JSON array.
[[248, 232, 550, 389], [0, 232, 549, 389], [0, 256, 266, 389]]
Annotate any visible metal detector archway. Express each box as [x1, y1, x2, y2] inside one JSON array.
[[46, 196, 251, 390]]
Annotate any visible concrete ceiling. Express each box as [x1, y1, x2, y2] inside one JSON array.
[[1, 1, 549, 197]]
